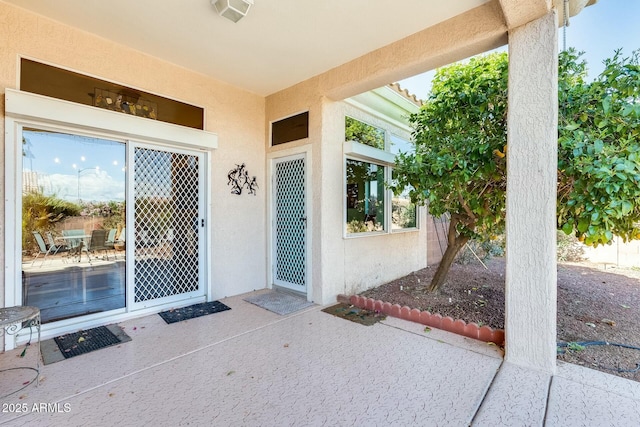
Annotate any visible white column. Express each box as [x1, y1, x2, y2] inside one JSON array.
[[505, 11, 558, 373]]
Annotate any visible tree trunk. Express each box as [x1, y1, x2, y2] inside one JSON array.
[[428, 218, 470, 292]]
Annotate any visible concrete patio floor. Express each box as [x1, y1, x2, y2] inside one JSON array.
[[2, 290, 640, 426]]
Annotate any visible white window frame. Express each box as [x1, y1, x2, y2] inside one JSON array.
[[344, 154, 389, 237], [343, 119, 419, 238], [388, 133, 419, 232]]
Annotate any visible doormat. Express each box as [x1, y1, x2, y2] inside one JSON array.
[[244, 291, 314, 315], [42, 325, 131, 364], [322, 303, 386, 326], [158, 301, 231, 324]]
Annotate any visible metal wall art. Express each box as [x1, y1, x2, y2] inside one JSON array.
[[94, 88, 158, 119], [227, 163, 258, 195]]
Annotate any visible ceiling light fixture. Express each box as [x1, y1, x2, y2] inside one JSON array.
[[213, 0, 253, 23]]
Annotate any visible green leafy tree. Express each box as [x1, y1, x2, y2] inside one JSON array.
[[558, 49, 640, 246], [392, 49, 640, 292]]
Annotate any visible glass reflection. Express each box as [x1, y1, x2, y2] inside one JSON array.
[[389, 135, 417, 230], [346, 159, 385, 233], [21, 128, 126, 323]]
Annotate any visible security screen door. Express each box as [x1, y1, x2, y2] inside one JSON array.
[[131, 144, 206, 308], [272, 154, 307, 293]]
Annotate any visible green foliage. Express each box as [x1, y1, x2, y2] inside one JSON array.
[[392, 52, 509, 242], [346, 219, 370, 233], [393, 49, 640, 255], [345, 116, 386, 150], [567, 342, 586, 352], [392, 198, 417, 229], [22, 190, 81, 251], [558, 49, 640, 246]]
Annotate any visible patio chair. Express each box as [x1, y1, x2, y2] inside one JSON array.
[[105, 228, 117, 249], [86, 229, 112, 262], [31, 231, 68, 267], [68, 240, 84, 262], [112, 227, 126, 258], [45, 231, 70, 256], [30, 231, 48, 267]]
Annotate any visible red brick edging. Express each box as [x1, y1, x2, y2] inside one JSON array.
[[342, 294, 505, 346]]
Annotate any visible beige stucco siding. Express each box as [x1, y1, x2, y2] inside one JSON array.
[[0, 2, 267, 305], [342, 231, 427, 297]]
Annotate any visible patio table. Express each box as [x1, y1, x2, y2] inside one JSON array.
[[60, 234, 91, 262]]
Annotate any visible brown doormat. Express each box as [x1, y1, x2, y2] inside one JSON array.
[[322, 303, 386, 326]]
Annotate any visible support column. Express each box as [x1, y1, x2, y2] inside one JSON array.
[[505, 11, 558, 373]]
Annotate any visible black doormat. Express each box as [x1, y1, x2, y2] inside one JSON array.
[[53, 326, 129, 360], [322, 303, 386, 326], [158, 301, 231, 324]]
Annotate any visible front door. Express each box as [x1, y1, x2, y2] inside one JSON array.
[[130, 144, 206, 309], [272, 154, 307, 293]]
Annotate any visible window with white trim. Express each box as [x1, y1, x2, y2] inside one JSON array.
[[344, 117, 418, 235], [346, 159, 386, 233]]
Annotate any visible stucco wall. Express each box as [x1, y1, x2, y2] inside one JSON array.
[[0, 2, 267, 306], [583, 239, 640, 268]]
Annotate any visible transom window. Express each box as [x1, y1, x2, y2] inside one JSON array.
[[345, 116, 385, 150]]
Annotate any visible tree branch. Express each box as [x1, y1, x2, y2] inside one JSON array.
[[457, 192, 477, 222]]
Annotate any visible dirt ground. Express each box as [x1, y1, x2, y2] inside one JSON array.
[[360, 258, 640, 381]]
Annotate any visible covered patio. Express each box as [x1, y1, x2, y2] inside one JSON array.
[[2, 0, 630, 423], [2, 294, 640, 425]]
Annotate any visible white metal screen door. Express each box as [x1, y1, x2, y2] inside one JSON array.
[[273, 154, 307, 292], [131, 144, 205, 308]]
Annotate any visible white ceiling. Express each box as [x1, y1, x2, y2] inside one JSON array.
[[4, 0, 488, 96]]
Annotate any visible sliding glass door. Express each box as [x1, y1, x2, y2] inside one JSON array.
[[21, 128, 126, 323], [20, 129, 207, 324]]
